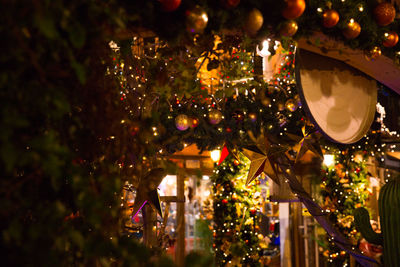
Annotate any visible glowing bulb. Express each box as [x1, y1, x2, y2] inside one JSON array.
[[323, 154, 335, 166], [211, 150, 221, 162]]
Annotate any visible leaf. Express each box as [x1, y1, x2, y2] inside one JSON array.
[[68, 22, 86, 48], [70, 60, 86, 84]]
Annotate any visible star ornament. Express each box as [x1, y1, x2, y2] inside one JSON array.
[[132, 168, 166, 219], [287, 125, 323, 163], [242, 132, 286, 185]]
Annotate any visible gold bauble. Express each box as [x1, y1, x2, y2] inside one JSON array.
[[282, 0, 306, 20], [342, 20, 361, 39], [383, 31, 399, 48], [364, 46, 382, 61], [285, 98, 298, 112], [373, 2, 396, 26], [208, 109, 223, 125], [322, 9, 340, 28], [278, 102, 285, 111], [248, 112, 257, 123], [175, 114, 190, 131], [280, 20, 298, 37], [243, 8, 264, 36], [186, 6, 208, 33], [261, 97, 271, 106]]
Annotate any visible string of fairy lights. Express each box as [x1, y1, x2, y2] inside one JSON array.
[[110, 32, 400, 266]]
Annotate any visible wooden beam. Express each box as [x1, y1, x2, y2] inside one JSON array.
[[298, 32, 400, 95]]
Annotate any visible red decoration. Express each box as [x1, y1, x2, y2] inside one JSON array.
[[218, 145, 230, 165], [342, 20, 361, 39], [220, 0, 240, 9], [250, 208, 257, 215], [322, 9, 339, 28], [373, 2, 396, 26], [383, 31, 399, 47], [282, 0, 306, 20], [222, 199, 228, 204], [160, 0, 181, 12]]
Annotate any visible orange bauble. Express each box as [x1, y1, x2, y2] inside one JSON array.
[[383, 31, 399, 47], [244, 8, 264, 36], [322, 9, 340, 28], [280, 20, 298, 37], [342, 20, 361, 39], [364, 46, 382, 61], [160, 0, 181, 12], [282, 0, 306, 20], [373, 2, 396, 26]]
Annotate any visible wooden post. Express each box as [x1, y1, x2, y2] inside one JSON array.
[[142, 204, 157, 247], [175, 173, 185, 267]]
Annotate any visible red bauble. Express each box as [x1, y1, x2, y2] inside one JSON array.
[[383, 31, 399, 47], [220, 0, 240, 9], [250, 208, 257, 215], [160, 0, 181, 12], [190, 117, 199, 128], [322, 9, 340, 28], [282, 0, 306, 20], [222, 199, 228, 204], [373, 2, 396, 26]]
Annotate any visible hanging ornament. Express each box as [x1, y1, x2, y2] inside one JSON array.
[[208, 109, 223, 125], [160, 0, 181, 12], [383, 31, 399, 47], [218, 145, 230, 165], [364, 46, 382, 61], [220, 0, 240, 9], [249, 113, 257, 123], [282, 0, 306, 20], [175, 114, 190, 131], [373, 2, 396, 26], [242, 131, 286, 185], [287, 126, 323, 163], [279, 20, 298, 37], [243, 8, 264, 36], [190, 117, 199, 128], [261, 97, 271, 106], [277, 113, 288, 127], [285, 98, 298, 112], [186, 6, 208, 34], [322, 9, 339, 28], [342, 20, 361, 39]]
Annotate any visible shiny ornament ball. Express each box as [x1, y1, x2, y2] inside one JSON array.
[[278, 102, 285, 111], [208, 109, 223, 125], [322, 9, 340, 28], [190, 117, 199, 128], [373, 2, 396, 26], [364, 46, 381, 61], [280, 20, 298, 37], [220, 0, 240, 9], [285, 98, 298, 112], [233, 160, 240, 166], [186, 6, 208, 34], [160, 0, 181, 12], [175, 114, 190, 131], [342, 20, 361, 39], [248, 112, 257, 123], [222, 199, 228, 204], [383, 31, 399, 48], [261, 97, 271, 106], [282, 0, 306, 20], [243, 8, 264, 36]]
